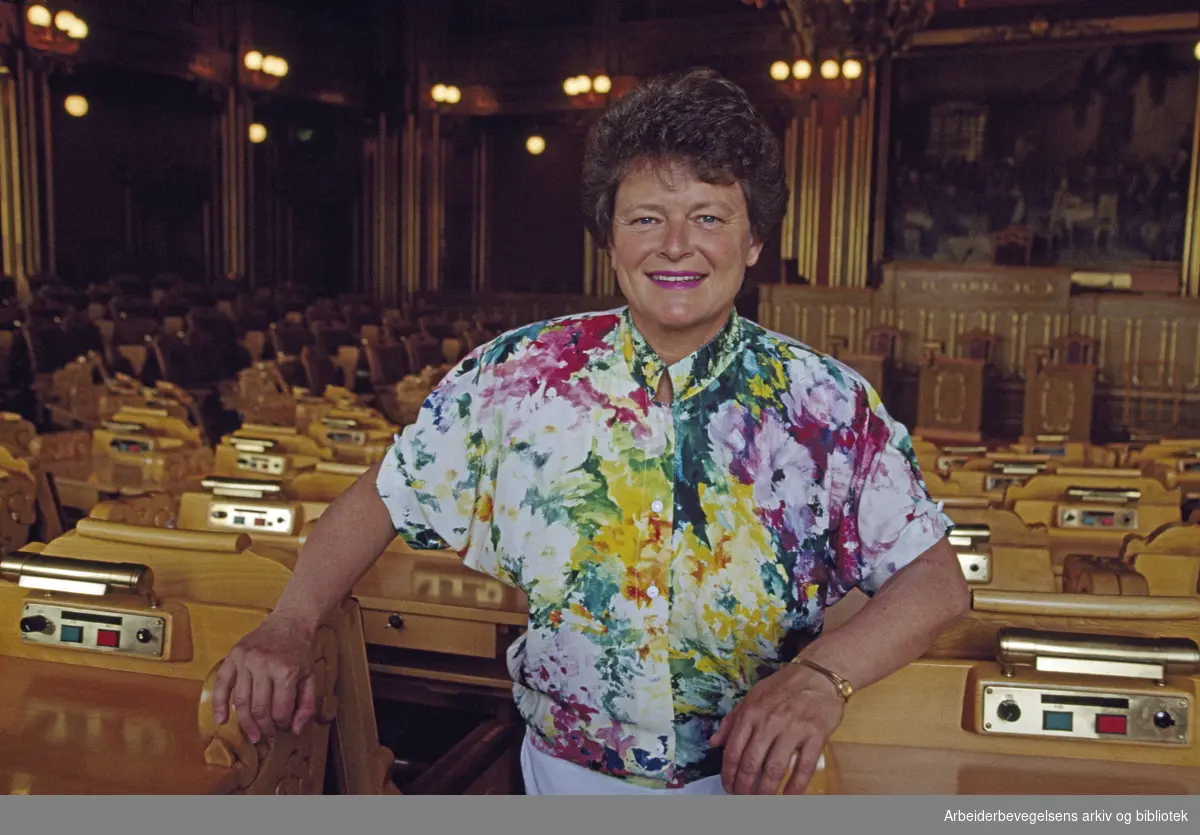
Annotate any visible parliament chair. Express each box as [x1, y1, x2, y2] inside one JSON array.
[[212, 425, 329, 482], [1118, 523, 1200, 599], [89, 490, 181, 529], [305, 411, 397, 467], [169, 472, 532, 793], [828, 325, 901, 404], [915, 333, 997, 444], [0, 445, 38, 555], [827, 497, 1059, 635], [946, 454, 1054, 504], [918, 469, 961, 501], [0, 410, 37, 459], [911, 438, 990, 479], [230, 362, 297, 426], [1008, 436, 1116, 467], [363, 342, 415, 426], [1005, 470, 1181, 574], [824, 569, 1200, 793], [32, 408, 213, 514], [0, 520, 396, 794], [943, 500, 1058, 593], [1121, 361, 1185, 438], [1021, 336, 1098, 443], [175, 477, 328, 555], [1138, 444, 1200, 516]]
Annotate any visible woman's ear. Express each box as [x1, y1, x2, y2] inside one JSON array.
[[746, 236, 765, 268]]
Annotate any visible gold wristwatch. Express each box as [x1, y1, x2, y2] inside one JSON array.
[[790, 656, 854, 701]]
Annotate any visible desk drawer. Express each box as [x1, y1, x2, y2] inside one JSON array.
[[361, 609, 498, 659]]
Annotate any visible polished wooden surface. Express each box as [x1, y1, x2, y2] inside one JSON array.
[[1023, 362, 1095, 442], [355, 549, 527, 626], [758, 268, 1200, 437], [833, 659, 1199, 770], [916, 357, 986, 443], [821, 742, 1200, 794], [1124, 523, 1200, 597], [0, 657, 237, 795]]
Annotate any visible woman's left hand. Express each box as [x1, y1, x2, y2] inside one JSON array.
[[710, 662, 845, 794]]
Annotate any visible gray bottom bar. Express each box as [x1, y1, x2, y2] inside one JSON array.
[[1, 795, 1196, 835]]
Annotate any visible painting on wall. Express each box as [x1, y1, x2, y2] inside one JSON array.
[[884, 39, 1197, 271]]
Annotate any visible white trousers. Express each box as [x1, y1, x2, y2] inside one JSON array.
[[519, 729, 727, 795]]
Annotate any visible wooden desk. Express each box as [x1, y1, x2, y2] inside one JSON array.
[[0, 659, 236, 795], [820, 742, 1200, 794], [1, 521, 392, 795], [354, 549, 529, 794]]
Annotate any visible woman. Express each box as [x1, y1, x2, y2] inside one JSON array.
[[210, 67, 969, 796]]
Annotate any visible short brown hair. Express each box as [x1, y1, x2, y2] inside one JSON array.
[[582, 67, 787, 249]]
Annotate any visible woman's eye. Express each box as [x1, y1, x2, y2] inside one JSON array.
[[633, 217, 659, 225], [696, 215, 720, 224]]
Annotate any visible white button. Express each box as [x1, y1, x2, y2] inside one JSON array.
[[546, 387, 557, 399], [647, 585, 660, 599], [651, 500, 664, 513]]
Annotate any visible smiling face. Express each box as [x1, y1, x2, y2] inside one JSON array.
[[608, 158, 764, 365]]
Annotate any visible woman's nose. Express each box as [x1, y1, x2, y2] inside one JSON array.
[[660, 218, 692, 259]]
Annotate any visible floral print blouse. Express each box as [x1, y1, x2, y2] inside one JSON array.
[[376, 306, 951, 789]]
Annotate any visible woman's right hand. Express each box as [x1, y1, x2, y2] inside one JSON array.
[[210, 610, 319, 743]]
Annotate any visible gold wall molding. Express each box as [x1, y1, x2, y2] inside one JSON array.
[[361, 113, 401, 305], [470, 129, 491, 293], [424, 111, 445, 294], [1185, 60, 1200, 298], [583, 230, 616, 297], [909, 12, 1200, 49], [779, 67, 879, 289], [400, 112, 421, 301], [0, 55, 54, 300], [216, 92, 251, 282]]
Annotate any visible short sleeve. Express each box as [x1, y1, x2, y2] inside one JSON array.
[[828, 383, 953, 601], [374, 354, 508, 583]]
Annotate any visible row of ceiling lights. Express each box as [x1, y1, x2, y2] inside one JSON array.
[[770, 58, 863, 82], [563, 74, 611, 96]]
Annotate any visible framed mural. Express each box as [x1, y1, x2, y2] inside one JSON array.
[[883, 36, 1198, 274]]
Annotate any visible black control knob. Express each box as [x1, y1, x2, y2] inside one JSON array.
[[996, 700, 1022, 722], [387, 613, 404, 629], [136, 628, 153, 644], [20, 615, 49, 634], [1153, 711, 1175, 729]]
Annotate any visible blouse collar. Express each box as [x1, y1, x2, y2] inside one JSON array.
[[620, 306, 744, 402]]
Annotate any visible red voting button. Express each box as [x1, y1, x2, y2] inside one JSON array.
[[1096, 714, 1127, 735], [96, 629, 120, 648], [254, 517, 266, 527]]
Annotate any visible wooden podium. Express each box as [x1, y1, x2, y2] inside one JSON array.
[[916, 332, 996, 444], [1022, 335, 1097, 442]]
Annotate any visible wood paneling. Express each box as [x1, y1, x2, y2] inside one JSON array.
[[759, 263, 1200, 437]]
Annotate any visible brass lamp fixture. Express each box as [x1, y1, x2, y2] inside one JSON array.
[[241, 48, 289, 91], [23, 3, 88, 56], [430, 84, 462, 105], [753, 0, 933, 89], [563, 73, 618, 108]]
